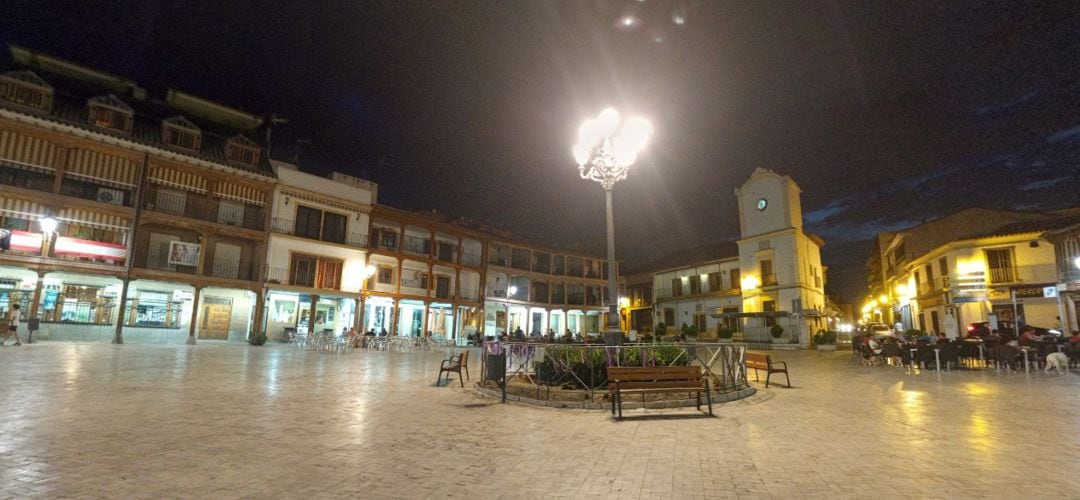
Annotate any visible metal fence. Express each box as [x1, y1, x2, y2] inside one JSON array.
[[481, 341, 749, 401]]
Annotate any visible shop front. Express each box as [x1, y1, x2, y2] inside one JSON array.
[[34, 272, 123, 342], [265, 290, 356, 342], [426, 302, 454, 338], [117, 279, 195, 344], [396, 299, 425, 337], [362, 295, 394, 335], [456, 305, 481, 343]]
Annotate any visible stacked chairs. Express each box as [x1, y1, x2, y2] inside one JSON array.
[[1068, 342, 1080, 368], [993, 344, 1022, 371], [857, 342, 880, 366], [915, 345, 937, 370], [879, 342, 904, 367], [937, 342, 961, 370], [958, 341, 984, 368]]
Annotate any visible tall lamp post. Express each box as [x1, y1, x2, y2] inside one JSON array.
[[573, 108, 652, 345]]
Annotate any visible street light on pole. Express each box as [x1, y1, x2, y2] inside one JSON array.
[[573, 108, 652, 345]]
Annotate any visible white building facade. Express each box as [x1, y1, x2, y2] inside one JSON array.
[[731, 169, 827, 345], [262, 161, 376, 341]]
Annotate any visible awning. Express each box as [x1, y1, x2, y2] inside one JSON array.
[[214, 181, 265, 206], [0, 129, 58, 173], [148, 166, 207, 193], [0, 196, 44, 220], [56, 208, 130, 231], [65, 149, 139, 188]]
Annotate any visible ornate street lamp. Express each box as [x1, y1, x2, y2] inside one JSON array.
[[572, 108, 652, 344]]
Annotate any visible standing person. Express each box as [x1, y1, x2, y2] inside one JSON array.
[[3, 303, 22, 346]]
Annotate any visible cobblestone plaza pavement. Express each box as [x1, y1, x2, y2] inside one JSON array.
[[1, 343, 1078, 499]]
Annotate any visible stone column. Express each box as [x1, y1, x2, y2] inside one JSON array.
[[187, 286, 202, 345], [389, 298, 398, 336], [251, 288, 265, 340]]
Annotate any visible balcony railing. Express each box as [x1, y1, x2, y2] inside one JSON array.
[[0, 161, 54, 193], [59, 178, 134, 207], [988, 264, 1057, 285], [915, 276, 951, 296], [145, 186, 264, 231], [461, 252, 482, 267], [143, 245, 197, 275], [372, 282, 396, 293], [271, 217, 368, 249], [459, 287, 479, 301], [762, 274, 778, 286], [402, 235, 430, 256], [208, 257, 256, 281], [266, 267, 289, 284]]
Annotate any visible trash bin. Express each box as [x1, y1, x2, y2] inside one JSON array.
[[28, 317, 40, 343], [485, 353, 506, 382]]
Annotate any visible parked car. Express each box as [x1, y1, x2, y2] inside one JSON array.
[[866, 323, 892, 338]]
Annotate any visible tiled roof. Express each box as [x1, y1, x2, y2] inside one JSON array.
[[87, 94, 132, 112], [960, 214, 1080, 241], [632, 241, 740, 274], [1, 70, 51, 88], [0, 64, 275, 179]]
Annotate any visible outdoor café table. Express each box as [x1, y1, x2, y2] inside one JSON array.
[[962, 338, 986, 363], [1020, 347, 1035, 372], [907, 345, 941, 371]]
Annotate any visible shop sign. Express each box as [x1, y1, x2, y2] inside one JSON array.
[[53, 236, 127, 262], [1011, 285, 1053, 299], [1042, 286, 1057, 298], [172, 290, 194, 302]]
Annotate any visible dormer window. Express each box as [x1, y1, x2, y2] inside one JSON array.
[[0, 70, 53, 111], [87, 94, 134, 134], [162, 116, 202, 151], [225, 134, 261, 167]]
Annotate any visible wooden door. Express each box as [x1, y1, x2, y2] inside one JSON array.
[[200, 297, 232, 340]]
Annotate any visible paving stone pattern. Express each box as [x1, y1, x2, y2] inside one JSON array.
[[1, 343, 1078, 499]]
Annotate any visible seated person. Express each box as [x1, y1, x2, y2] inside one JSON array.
[[1019, 327, 1043, 346], [937, 332, 949, 343], [917, 332, 934, 343], [866, 336, 883, 355]]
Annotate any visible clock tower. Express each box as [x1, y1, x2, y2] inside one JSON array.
[[735, 167, 803, 239], [733, 168, 825, 347]]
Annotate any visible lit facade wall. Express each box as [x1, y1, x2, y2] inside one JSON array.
[[885, 232, 1060, 336]]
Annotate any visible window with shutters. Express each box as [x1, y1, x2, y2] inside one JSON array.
[[225, 135, 261, 167], [0, 71, 53, 110], [162, 116, 202, 151], [87, 95, 133, 134]]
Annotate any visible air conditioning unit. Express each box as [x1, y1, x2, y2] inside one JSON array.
[[96, 187, 125, 205]]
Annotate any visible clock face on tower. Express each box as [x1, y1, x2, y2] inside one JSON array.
[[756, 198, 768, 211]]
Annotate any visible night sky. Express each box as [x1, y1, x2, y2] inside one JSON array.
[[4, 1, 1079, 303]]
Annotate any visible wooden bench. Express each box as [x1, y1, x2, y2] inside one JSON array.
[[745, 352, 790, 388], [607, 366, 713, 419], [437, 350, 470, 387]]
